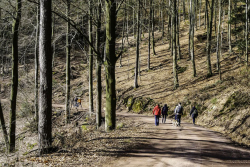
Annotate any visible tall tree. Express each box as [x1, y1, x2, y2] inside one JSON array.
[[65, 0, 71, 123], [152, 3, 156, 55], [216, 0, 222, 80], [89, 0, 94, 114], [190, 0, 196, 77], [206, 0, 214, 76], [246, 0, 248, 66], [173, 0, 179, 89], [228, 0, 232, 54], [34, 4, 40, 122], [148, 0, 152, 70], [105, 0, 117, 131], [134, 0, 140, 88], [38, 0, 52, 154], [177, 0, 181, 59], [9, 0, 21, 153], [96, 0, 102, 128]]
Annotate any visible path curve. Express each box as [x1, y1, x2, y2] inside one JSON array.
[[105, 112, 250, 167]]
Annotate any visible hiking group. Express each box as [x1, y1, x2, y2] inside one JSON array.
[[153, 103, 198, 126]]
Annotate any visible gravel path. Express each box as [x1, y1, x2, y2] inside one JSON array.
[[105, 112, 250, 167]]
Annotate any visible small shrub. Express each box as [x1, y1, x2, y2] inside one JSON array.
[[211, 98, 217, 104]]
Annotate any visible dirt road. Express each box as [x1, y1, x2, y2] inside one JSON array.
[[105, 113, 250, 167]]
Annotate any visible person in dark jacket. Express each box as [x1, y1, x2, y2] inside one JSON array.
[[153, 104, 161, 126], [162, 104, 168, 123], [190, 105, 198, 125]]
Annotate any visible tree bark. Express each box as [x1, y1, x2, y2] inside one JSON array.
[[216, 0, 222, 80], [177, 0, 181, 60], [190, 0, 196, 77], [148, 0, 152, 70], [34, 4, 39, 123], [65, 0, 71, 123], [206, 0, 214, 76], [135, 0, 140, 88], [152, 3, 156, 55], [89, 0, 94, 115], [105, 0, 116, 131], [228, 0, 232, 54], [173, 0, 179, 89], [246, 0, 248, 66], [9, 0, 21, 153], [38, 0, 52, 155], [96, 0, 102, 128]]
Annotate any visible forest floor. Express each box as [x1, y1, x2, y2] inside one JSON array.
[[104, 112, 250, 167]]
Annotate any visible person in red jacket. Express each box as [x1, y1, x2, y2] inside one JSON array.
[[153, 104, 161, 126]]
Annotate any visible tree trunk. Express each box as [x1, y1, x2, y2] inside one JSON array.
[[177, 0, 181, 59], [34, 4, 39, 123], [152, 5, 156, 56], [38, 0, 52, 155], [199, 0, 201, 29], [105, 0, 116, 131], [148, 0, 152, 70], [216, 0, 222, 80], [65, 0, 71, 123], [228, 0, 231, 54], [183, 0, 186, 21], [0, 101, 9, 151], [173, 0, 179, 89], [9, 0, 21, 153], [135, 0, 140, 88], [89, 0, 94, 115], [168, 0, 172, 49], [96, 0, 102, 128], [190, 0, 196, 77], [206, 0, 214, 76], [246, 0, 248, 66]]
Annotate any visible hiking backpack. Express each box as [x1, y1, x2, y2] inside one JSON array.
[[176, 106, 182, 115], [193, 108, 198, 115]]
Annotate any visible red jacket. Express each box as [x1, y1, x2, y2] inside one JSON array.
[[153, 105, 161, 116]]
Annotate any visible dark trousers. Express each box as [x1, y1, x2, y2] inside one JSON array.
[[155, 115, 160, 126], [162, 114, 167, 123], [192, 114, 197, 124], [176, 115, 181, 125]]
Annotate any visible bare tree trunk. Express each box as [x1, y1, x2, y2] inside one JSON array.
[[152, 4, 156, 55], [0, 101, 9, 151], [105, 0, 117, 131], [135, 0, 140, 88], [216, 0, 222, 80], [190, 0, 196, 77], [65, 0, 71, 123], [168, 0, 172, 49], [177, 0, 181, 59], [173, 0, 179, 89], [34, 4, 39, 123], [228, 0, 232, 54], [148, 0, 152, 70], [246, 0, 249, 66], [206, 0, 214, 76], [96, 0, 102, 128], [89, 0, 94, 115], [183, 0, 186, 21], [38, 0, 52, 155], [9, 0, 21, 153], [199, 0, 201, 29]]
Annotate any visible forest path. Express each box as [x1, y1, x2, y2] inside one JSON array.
[[105, 112, 250, 167]]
